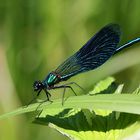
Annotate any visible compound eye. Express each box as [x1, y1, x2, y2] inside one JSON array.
[[33, 81, 40, 91], [34, 85, 38, 89]]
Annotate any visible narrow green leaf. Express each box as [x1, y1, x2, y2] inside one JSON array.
[[133, 85, 140, 94], [114, 84, 124, 94], [1, 94, 140, 120]]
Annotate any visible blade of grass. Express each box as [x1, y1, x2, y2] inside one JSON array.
[[1, 94, 140, 120]]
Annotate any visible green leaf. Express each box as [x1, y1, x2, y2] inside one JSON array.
[[34, 109, 140, 140], [1, 77, 140, 140], [133, 85, 140, 94], [114, 84, 124, 94], [89, 77, 115, 95], [1, 94, 140, 119]]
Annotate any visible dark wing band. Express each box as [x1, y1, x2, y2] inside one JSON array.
[[55, 24, 121, 80]]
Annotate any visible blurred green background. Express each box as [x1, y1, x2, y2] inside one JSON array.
[[0, 0, 140, 140]]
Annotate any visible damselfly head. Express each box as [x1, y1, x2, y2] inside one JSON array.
[[33, 81, 44, 91]]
